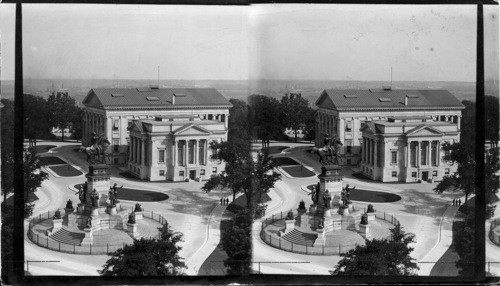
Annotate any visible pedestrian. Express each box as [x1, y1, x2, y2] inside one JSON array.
[[220, 198, 223, 205], [458, 199, 462, 206], [226, 198, 229, 205], [453, 199, 456, 206]]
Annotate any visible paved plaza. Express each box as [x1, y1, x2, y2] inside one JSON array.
[[23, 139, 500, 276]]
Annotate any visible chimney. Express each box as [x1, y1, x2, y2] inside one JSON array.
[[172, 94, 175, 105], [404, 96, 408, 106]]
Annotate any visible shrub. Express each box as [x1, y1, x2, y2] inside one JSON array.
[[65, 199, 73, 210], [255, 204, 267, 219], [367, 204, 375, 213]]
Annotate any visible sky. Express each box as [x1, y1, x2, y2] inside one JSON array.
[[0, 4, 498, 82]]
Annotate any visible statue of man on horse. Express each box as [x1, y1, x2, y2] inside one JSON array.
[[311, 133, 343, 165], [80, 131, 111, 165]]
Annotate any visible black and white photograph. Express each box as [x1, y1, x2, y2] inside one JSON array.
[[0, 2, 499, 282]]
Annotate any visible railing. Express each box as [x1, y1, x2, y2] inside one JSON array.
[[27, 209, 168, 255], [489, 217, 500, 246], [260, 210, 400, 256]]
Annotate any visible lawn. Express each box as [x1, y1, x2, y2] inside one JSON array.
[[74, 184, 169, 202], [306, 185, 401, 203], [48, 164, 83, 177], [39, 156, 67, 166], [272, 157, 300, 167], [281, 165, 315, 178], [262, 146, 288, 155], [33, 145, 57, 154]]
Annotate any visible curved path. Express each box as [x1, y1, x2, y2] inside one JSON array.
[[253, 141, 464, 275], [25, 140, 231, 275]]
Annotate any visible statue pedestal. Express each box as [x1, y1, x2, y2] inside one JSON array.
[[358, 223, 371, 239], [126, 222, 140, 239], [107, 205, 117, 215], [64, 208, 74, 216], [315, 228, 325, 246], [324, 208, 332, 217], [115, 202, 121, 212], [77, 204, 85, 214], [367, 212, 375, 221], [339, 207, 349, 216], [90, 207, 99, 217], [52, 218, 63, 231], [309, 204, 317, 214], [347, 203, 354, 212], [81, 228, 93, 246], [284, 219, 295, 234]]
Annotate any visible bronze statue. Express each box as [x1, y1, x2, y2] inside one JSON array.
[[86, 217, 92, 228], [77, 185, 85, 204], [79, 131, 111, 165], [323, 190, 331, 208], [91, 189, 99, 207], [310, 186, 317, 204], [128, 212, 136, 224], [111, 183, 123, 202], [311, 133, 343, 165], [360, 213, 368, 225]]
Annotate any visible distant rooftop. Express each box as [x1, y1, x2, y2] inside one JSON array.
[[83, 87, 232, 109], [316, 89, 464, 110]]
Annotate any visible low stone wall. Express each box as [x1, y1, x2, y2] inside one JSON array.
[[28, 209, 169, 255], [260, 210, 400, 256]]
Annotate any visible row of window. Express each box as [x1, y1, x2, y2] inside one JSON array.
[[362, 166, 450, 178], [157, 167, 218, 177]]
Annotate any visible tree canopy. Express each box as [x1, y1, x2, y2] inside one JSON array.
[[47, 92, 80, 141], [332, 224, 418, 276], [24, 94, 53, 147], [248, 94, 286, 149], [228, 98, 251, 142], [221, 208, 252, 275], [280, 92, 311, 142], [99, 222, 186, 276]]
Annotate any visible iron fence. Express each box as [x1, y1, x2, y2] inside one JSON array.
[[259, 210, 400, 256], [489, 217, 500, 246], [27, 208, 168, 255]]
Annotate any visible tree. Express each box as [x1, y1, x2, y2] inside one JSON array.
[[202, 140, 280, 216], [221, 207, 252, 275], [452, 205, 475, 276], [99, 223, 186, 276], [228, 98, 251, 142], [280, 92, 310, 142], [435, 98, 500, 204], [47, 91, 79, 141], [1, 99, 15, 155], [1, 148, 48, 217], [302, 107, 317, 142], [248, 94, 286, 150], [24, 94, 52, 147], [70, 106, 84, 142], [332, 224, 418, 276]]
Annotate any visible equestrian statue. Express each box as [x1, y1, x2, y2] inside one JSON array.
[[80, 131, 111, 165], [311, 133, 343, 165]]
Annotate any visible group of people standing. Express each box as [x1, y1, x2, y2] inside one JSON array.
[[220, 198, 230, 205], [453, 198, 462, 207]]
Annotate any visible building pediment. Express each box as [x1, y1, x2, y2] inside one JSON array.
[[405, 125, 443, 137], [173, 124, 211, 136], [128, 121, 144, 133], [82, 90, 104, 109], [315, 91, 337, 109]]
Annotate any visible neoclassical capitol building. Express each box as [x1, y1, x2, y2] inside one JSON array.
[[315, 88, 464, 182], [82, 86, 231, 181]]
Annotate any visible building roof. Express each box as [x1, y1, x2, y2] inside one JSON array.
[[83, 87, 232, 109], [316, 89, 464, 111]]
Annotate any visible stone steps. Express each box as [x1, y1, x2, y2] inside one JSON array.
[[282, 229, 317, 247], [49, 228, 85, 245]]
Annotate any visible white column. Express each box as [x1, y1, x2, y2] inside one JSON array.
[[195, 139, 199, 165], [426, 141, 431, 166], [374, 139, 378, 167], [129, 137, 133, 162], [224, 114, 229, 129], [141, 139, 145, 166], [437, 140, 440, 166], [185, 140, 188, 166], [457, 116, 461, 131], [204, 139, 208, 165], [405, 141, 410, 168], [416, 141, 421, 167], [173, 140, 178, 167]]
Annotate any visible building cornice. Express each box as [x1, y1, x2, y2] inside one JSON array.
[[85, 105, 232, 111], [323, 106, 464, 112]]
